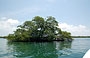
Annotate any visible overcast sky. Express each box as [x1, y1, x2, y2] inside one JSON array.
[[0, 0, 90, 36]]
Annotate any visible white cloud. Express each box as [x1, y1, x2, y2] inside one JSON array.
[[0, 18, 20, 36], [7, 19, 19, 25], [58, 23, 90, 36]]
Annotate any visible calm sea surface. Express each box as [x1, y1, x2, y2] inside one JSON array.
[[0, 38, 90, 58]]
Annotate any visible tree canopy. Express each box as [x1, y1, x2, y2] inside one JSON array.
[[7, 16, 72, 42]]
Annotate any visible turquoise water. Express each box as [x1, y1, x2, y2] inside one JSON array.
[[0, 38, 90, 58]]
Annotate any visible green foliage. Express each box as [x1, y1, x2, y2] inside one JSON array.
[[7, 34, 15, 41], [7, 16, 72, 42], [60, 31, 72, 41]]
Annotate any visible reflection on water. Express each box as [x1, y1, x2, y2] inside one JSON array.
[[1, 38, 89, 58], [55, 41, 72, 57], [7, 41, 72, 58]]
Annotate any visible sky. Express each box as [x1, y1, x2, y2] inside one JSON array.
[[0, 0, 90, 36]]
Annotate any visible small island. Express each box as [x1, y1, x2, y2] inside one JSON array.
[[7, 16, 72, 42]]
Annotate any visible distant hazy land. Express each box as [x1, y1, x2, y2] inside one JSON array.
[[0, 36, 7, 38], [72, 36, 90, 38]]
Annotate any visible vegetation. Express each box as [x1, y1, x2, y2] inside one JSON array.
[[7, 16, 72, 42]]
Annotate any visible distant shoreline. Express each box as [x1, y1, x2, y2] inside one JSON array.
[[72, 36, 90, 38], [0, 36, 7, 38]]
